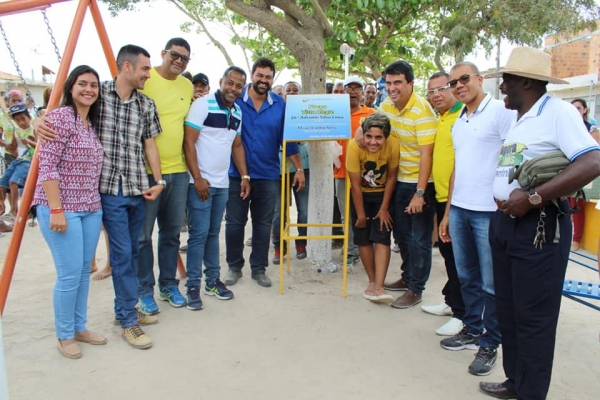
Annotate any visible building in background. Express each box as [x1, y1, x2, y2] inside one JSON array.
[[0, 70, 52, 108]]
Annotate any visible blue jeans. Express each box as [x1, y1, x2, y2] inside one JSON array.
[[449, 205, 500, 348], [273, 171, 309, 248], [37, 205, 102, 340], [393, 181, 435, 294], [226, 177, 279, 273], [186, 185, 228, 288], [138, 173, 189, 297], [335, 178, 358, 257], [101, 185, 146, 328]]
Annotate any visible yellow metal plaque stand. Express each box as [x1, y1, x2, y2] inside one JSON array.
[[279, 139, 351, 297]]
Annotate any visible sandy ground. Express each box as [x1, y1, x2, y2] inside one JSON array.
[[1, 220, 599, 400]]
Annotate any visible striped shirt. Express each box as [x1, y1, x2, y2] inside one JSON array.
[[379, 92, 437, 183], [185, 90, 242, 188], [97, 80, 162, 196], [33, 106, 104, 212]]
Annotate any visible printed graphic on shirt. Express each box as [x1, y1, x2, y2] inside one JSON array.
[[360, 157, 389, 189], [496, 142, 528, 182]]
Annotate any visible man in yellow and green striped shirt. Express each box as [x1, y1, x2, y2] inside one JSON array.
[[378, 60, 438, 309]]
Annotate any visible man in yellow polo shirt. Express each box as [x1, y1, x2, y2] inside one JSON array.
[[420, 72, 465, 336], [378, 60, 438, 309], [137, 37, 194, 314]]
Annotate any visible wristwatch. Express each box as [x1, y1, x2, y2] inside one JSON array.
[[296, 169, 304, 173], [415, 189, 425, 198], [528, 191, 542, 206], [156, 179, 167, 187], [241, 175, 251, 181]]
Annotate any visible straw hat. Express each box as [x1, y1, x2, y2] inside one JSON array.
[[485, 47, 568, 84]]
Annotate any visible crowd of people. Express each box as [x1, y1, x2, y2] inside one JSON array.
[[1, 39, 599, 400]]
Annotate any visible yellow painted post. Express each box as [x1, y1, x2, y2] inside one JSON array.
[[342, 172, 351, 298], [285, 159, 291, 275], [279, 144, 288, 294]]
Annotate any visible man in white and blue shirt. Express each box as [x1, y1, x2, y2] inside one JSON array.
[[183, 66, 250, 310], [480, 47, 600, 400]]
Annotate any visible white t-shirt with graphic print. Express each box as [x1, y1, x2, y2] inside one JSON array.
[[493, 94, 600, 201]]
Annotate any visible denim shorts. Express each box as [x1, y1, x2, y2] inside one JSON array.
[[0, 159, 30, 188], [350, 191, 393, 246]]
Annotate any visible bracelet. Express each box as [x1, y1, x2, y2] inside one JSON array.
[[296, 169, 304, 173], [50, 208, 64, 214]]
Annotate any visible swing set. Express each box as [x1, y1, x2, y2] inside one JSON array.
[[0, 0, 118, 316]]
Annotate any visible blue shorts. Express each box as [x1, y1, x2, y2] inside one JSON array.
[[0, 159, 31, 188]]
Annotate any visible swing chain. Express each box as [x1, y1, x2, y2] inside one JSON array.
[[0, 19, 35, 108], [41, 9, 62, 63]]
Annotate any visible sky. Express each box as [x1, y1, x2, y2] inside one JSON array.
[[0, 1, 512, 88]]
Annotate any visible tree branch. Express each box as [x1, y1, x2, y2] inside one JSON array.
[[271, 0, 312, 28], [309, 0, 334, 37], [168, 0, 235, 66]]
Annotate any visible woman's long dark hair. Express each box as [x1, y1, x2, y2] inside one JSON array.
[[60, 65, 101, 129], [571, 98, 589, 121]]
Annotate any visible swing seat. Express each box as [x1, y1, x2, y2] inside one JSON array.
[[562, 280, 600, 311]]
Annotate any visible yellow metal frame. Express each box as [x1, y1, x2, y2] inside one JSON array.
[[279, 139, 351, 297]]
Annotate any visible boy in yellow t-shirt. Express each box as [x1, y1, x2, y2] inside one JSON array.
[[346, 113, 399, 303]]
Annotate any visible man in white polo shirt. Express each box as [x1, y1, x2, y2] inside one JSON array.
[[183, 66, 250, 310], [480, 47, 600, 400], [438, 62, 515, 377]]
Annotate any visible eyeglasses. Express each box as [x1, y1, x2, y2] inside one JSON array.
[[426, 86, 449, 96], [165, 50, 191, 63], [344, 86, 363, 93], [447, 74, 479, 88]]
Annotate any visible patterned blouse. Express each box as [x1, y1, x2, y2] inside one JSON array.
[[32, 106, 104, 212]]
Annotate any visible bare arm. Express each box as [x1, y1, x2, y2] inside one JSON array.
[[348, 171, 366, 228], [406, 144, 433, 214], [503, 151, 600, 217], [232, 136, 250, 200], [288, 153, 306, 191], [142, 137, 164, 201], [439, 167, 455, 243], [374, 164, 398, 231]]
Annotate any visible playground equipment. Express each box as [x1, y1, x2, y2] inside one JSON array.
[[563, 251, 600, 311], [0, 0, 118, 316]]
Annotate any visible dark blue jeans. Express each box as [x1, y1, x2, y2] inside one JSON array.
[[273, 171, 309, 248], [490, 206, 571, 399], [100, 185, 145, 328], [226, 177, 279, 273], [449, 205, 500, 348], [393, 181, 435, 294], [435, 200, 465, 320], [137, 173, 189, 298], [186, 185, 228, 288]]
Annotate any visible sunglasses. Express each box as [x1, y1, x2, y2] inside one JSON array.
[[426, 86, 449, 96], [447, 74, 479, 88], [165, 50, 191, 63]]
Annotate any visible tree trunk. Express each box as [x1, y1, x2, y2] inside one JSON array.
[[296, 42, 334, 267]]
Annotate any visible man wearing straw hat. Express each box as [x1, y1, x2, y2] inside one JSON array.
[[481, 47, 600, 399]]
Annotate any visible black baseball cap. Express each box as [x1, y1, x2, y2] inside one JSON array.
[[192, 73, 209, 86], [9, 102, 28, 116]]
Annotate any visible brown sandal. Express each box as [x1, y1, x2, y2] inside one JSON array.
[[57, 340, 82, 359], [74, 331, 108, 345]]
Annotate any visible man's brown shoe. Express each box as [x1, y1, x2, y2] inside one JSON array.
[[57, 340, 82, 359], [122, 325, 152, 349], [479, 382, 517, 399], [383, 278, 409, 291], [74, 330, 107, 345], [391, 289, 422, 309]]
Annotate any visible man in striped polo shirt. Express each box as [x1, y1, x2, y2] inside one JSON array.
[[183, 66, 250, 310], [378, 60, 438, 309]]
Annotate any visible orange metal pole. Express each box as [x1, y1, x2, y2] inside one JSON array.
[[0, 0, 70, 16], [88, 0, 117, 77], [0, 0, 90, 316]]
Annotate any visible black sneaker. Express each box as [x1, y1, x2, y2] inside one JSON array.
[[204, 279, 234, 300], [468, 347, 497, 376], [186, 287, 204, 310], [440, 327, 481, 351]]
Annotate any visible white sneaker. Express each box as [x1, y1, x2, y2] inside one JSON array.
[[436, 317, 463, 336], [421, 303, 453, 316]]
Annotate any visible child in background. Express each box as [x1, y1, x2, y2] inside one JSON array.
[[0, 102, 36, 220], [346, 113, 398, 303]]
